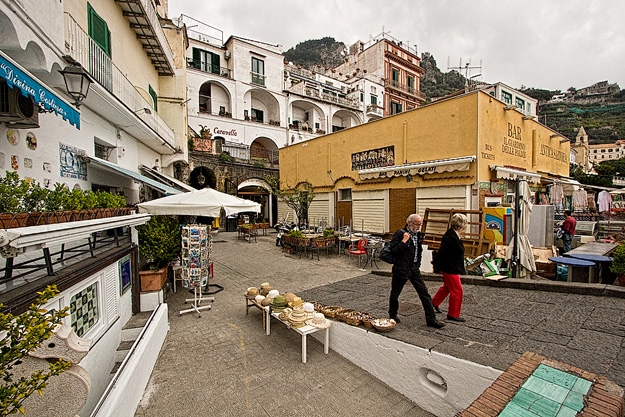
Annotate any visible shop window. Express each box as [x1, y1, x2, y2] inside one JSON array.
[[88, 3, 111, 57], [501, 90, 512, 104], [70, 282, 99, 337], [338, 188, 352, 201]]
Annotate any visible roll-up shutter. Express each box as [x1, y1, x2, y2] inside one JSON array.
[[352, 190, 388, 234], [277, 200, 297, 224], [416, 186, 467, 235], [308, 193, 331, 226]]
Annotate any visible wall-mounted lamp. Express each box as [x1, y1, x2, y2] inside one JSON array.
[[504, 105, 518, 111], [58, 64, 93, 108], [134, 107, 152, 115]]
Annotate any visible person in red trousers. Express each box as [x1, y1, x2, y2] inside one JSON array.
[[432, 213, 468, 323]]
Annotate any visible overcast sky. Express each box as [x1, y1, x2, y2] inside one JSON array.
[[168, 0, 624, 92]]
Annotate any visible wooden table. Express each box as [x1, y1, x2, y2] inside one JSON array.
[[566, 242, 618, 257]]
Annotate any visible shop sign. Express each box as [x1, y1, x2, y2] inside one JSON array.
[[210, 126, 238, 138], [352, 146, 395, 170], [194, 138, 212, 152], [359, 156, 475, 180], [539, 143, 568, 162], [501, 123, 526, 158]]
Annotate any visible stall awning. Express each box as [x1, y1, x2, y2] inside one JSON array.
[[86, 156, 182, 195], [359, 156, 476, 180], [490, 165, 542, 183], [139, 165, 196, 192], [0, 51, 80, 129]]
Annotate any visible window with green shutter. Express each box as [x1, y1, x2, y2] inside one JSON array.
[[407, 76, 414, 93], [149, 85, 157, 111], [88, 3, 111, 57]]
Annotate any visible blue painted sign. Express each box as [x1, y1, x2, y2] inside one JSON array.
[[0, 53, 81, 129]]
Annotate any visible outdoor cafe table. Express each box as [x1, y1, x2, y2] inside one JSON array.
[[244, 297, 330, 363], [567, 254, 614, 284], [548, 256, 596, 283], [566, 241, 618, 257], [362, 241, 385, 270]]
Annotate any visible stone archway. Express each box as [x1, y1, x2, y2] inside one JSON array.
[[250, 137, 279, 165], [189, 166, 217, 189]]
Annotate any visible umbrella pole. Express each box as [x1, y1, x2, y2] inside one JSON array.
[[513, 179, 520, 278]]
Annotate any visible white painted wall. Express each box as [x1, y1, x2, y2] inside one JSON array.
[[312, 322, 502, 417]]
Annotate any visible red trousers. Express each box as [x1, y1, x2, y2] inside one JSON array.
[[432, 272, 463, 318]]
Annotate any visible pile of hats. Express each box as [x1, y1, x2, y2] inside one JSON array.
[[288, 297, 308, 328], [269, 294, 287, 312], [259, 282, 274, 296], [246, 287, 259, 299]]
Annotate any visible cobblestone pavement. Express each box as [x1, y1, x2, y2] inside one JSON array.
[[135, 232, 434, 417]]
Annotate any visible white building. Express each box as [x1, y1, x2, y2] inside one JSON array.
[[589, 140, 625, 162], [179, 15, 383, 157], [479, 82, 539, 118], [0, 0, 188, 415]]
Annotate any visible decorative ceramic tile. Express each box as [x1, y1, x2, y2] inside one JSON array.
[[25, 132, 37, 150], [11, 155, 18, 170], [6, 129, 19, 146], [533, 364, 578, 390], [555, 405, 578, 417], [70, 283, 98, 337], [563, 390, 585, 412], [571, 377, 592, 395], [499, 402, 542, 417], [522, 375, 569, 403], [42, 161, 51, 172], [59, 142, 87, 180]]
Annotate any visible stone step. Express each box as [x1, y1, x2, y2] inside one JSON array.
[[115, 340, 134, 363], [121, 311, 153, 341], [110, 361, 122, 375]]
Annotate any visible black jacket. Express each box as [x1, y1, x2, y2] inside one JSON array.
[[389, 225, 423, 276], [433, 228, 466, 275]]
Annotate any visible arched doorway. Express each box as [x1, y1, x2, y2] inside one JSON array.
[[237, 178, 276, 225], [250, 137, 279, 165]]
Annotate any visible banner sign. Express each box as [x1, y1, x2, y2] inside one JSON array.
[[352, 146, 395, 170], [0, 52, 80, 129]]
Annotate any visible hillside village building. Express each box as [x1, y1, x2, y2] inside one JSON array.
[[278, 90, 570, 235], [589, 140, 625, 162], [0, 0, 189, 414]]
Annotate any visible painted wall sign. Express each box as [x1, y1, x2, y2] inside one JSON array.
[[59, 142, 87, 181], [501, 123, 526, 158], [193, 137, 212, 152], [352, 146, 395, 171], [539, 143, 568, 162], [209, 126, 238, 137]]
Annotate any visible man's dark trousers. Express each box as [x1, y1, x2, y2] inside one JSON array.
[[389, 263, 436, 324]]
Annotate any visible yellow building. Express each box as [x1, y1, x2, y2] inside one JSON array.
[[278, 90, 570, 235]]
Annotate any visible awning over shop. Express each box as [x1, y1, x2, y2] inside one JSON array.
[[490, 165, 541, 183], [359, 156, 476, 180], [139, 164, 196, 192], [0, 51, 80, 129], [86, 156, 182, 195]]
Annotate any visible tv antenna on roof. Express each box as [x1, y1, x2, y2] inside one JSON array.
[[447, 57, 483, 91]]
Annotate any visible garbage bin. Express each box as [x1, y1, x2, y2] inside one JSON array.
[[226, 217, 238, 232]]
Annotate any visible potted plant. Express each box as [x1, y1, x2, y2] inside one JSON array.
[[136, 216, 181, 292], [609, 244, 625, 286], [199, 125, 211, 139]]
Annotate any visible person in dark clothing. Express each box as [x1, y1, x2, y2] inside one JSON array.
[[561, 210, 577, 253], [388, 214, 445, 329], [432, 213, 468, 323]]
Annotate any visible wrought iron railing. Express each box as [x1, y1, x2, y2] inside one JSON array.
[[64, 13, 175, 146], [251, 72, 266, 86], [187, 59, 232, 78], [222, 141, 279, 165], [366, 104, 384, 116], [384, 79, 426, 100]]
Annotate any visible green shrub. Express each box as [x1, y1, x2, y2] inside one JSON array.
[[323, 229, 335, 239], [610, 244, 625, 276], [288, 229, 303, 238], [137, 216, 181, 271]]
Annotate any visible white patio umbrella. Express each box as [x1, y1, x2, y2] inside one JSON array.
[[506, 180, 537, 278], [137, 187, 261, 217]]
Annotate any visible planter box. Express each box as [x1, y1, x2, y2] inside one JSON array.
[[139, 265, 168, 292], [0, 208, 133, 229]]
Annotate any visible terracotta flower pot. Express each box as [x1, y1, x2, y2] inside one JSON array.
[[618, 274, 625, 287], [139, 265, 169, 292]]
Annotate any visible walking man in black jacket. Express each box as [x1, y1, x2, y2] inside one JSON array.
[[388, 214, 445, 329]]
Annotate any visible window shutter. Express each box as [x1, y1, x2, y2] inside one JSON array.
[[88, 3, 111, 57], [103, 265, 119, 324], [149, 85, 158, 111], [192, 48, 201, 70], [210, 52, 220, 74]]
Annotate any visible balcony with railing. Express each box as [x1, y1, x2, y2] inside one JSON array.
[[221, 141, 279, 165], [187, 59, 232, 79], [65, 13, 175, 147], [286, 83, 360, 110], [251, 72, 266, 87], [384, 79, 426, 101], [114, 0, 175, 75], [366, 104, 384, 117]]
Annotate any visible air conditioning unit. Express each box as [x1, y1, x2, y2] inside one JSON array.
[[0, 80, 39, 128], [224, 50, 231, 60]]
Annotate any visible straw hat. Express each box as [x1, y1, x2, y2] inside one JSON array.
[[292, 297, 303, 307], [303, 302, 314, 313], [255, 295, 265, 304], [246, 287, 259, 297], [267, 289, 280, 298], [306, 312, 331, 329], [261, 297, 273, 306]]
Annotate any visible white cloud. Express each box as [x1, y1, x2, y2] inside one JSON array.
[[168, 0, 625, 91]]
